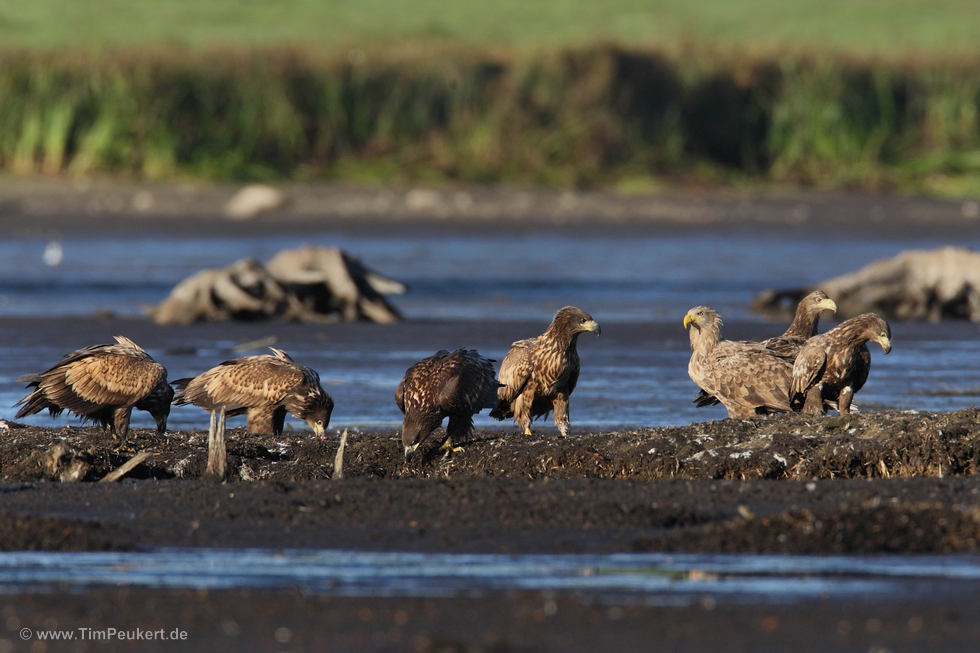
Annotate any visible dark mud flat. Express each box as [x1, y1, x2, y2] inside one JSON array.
[[1, 409, 978, 554], [0, 413, 979, 651], [4, 587, 979, 653]]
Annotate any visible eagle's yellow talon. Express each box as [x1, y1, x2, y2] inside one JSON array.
[[523, 426, 532, 436], [439, 439, 464, 458]]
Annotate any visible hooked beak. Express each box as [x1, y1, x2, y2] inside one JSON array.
[[818, 298, 837, 313], [878, 335, 892, 354], [311, 422, 325, 438], [404, 443, 419, 462], [683, 313, 697, 330], [584, 319, 601, 336]]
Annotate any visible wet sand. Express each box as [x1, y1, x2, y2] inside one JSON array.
[[1, 184, 979, 651]]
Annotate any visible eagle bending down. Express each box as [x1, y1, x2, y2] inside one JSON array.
[[490, 306, 601, 436], [173, 347, 333, 436], [396, 349, 499, 461], [14, 335, 173, 445], [694, 290, 836, 408], [684, 306, 793, 419], [790, 313, 892, 415]]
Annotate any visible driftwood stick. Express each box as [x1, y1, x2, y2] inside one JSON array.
[[100, 451, 153, 483], [206, 407, 227, 479], [333, 428, 348, 480]]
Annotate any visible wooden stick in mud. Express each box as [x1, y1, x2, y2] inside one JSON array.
[[206, 407, 227, 479], [100, 451, 153, 483], [333, 428, 348, 480]]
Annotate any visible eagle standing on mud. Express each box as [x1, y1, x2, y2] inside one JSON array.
[[172, 347, 333, 436], [790, 313, 892, 415], [684, 306, 793, 419], [490, 306, 601, 436], [396, 349, 499, 461], [14, 336, 173, 445], [694, 290, 836, 408]]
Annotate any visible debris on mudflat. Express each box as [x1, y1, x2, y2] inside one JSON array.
[[752, 247, 980, 322], [6, 442, 93, 482], [147, 245, 406, 325], [3, 409, 979, 484]]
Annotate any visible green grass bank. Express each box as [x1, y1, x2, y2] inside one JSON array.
[[1, 45, 979, 193], [4, 0, 979, 56]]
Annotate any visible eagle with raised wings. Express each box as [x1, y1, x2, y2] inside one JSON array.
[[490, 306, 601, 436], [694, 290, 836, 408], [14, 335, 173, 445], [790, 313, 892, 414], [172, 347, 333, 436], [684, 306, 794, 419], [396, 349, 499, 461]]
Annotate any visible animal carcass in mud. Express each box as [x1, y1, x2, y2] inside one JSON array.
[[147, 246, 407, 325], [752, 247, 980, 322], [5, 442, 94, 482]]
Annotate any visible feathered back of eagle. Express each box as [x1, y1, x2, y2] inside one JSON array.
[[173, 347, 320, 413], [15, 336, 168, 422]]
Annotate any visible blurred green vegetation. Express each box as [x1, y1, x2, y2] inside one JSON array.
[[0, 0, 978, 192], [0, 45, 978, 194], [1, 0, 979, 56]]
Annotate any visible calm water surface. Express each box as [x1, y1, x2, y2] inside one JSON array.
[[0, 549, 978, 605]]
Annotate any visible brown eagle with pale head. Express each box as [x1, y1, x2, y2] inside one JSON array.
[[14, 336, 173, 444], [172, 347, 333, 436], [684, 306, 793, 419], [790, 313, 892, 414], [490, 306, 601, 436], [694, 290, 836, 408], [396, 349, 499, 461]]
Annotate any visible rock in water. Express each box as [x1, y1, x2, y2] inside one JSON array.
[[753, 247, 980, 322], [148, 247, 405, 325]]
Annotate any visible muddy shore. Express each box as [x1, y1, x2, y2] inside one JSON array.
[[2, 183, 980, 651], [1, 408, 979, 555], [6, 588, 980, 653], [1, 177, 978, 239], [1, 414, 979, 652]]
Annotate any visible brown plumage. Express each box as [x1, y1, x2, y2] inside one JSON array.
[[172, 347, 333, 436], [762, 290, 838, 356], [684, 306, 793, 419], [14, 336, 172, 445], [694, 290, 836, 408], [490, 306, 601, 436], [791, 313, 892, 415], [396, 349, 499, 461]]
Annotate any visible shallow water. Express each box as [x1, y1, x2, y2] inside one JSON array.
[[0, 549, 978, 605], [2, 230, 979, 431]]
